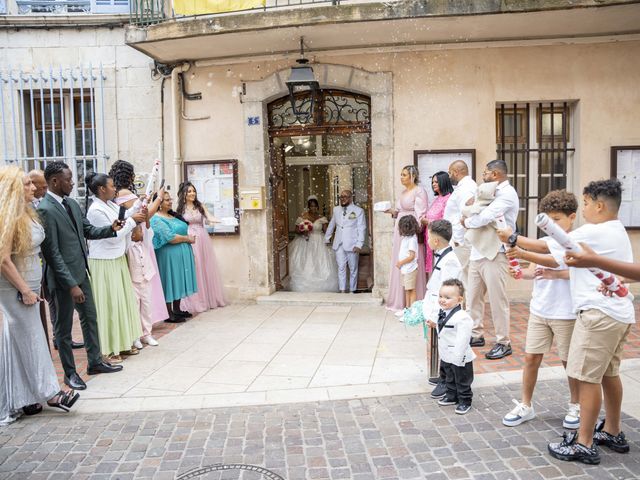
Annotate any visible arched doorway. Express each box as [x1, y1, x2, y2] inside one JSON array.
[[268, 89, 373, 291]]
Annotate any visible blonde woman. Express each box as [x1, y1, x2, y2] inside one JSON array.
[[0, 166, 79, 426]]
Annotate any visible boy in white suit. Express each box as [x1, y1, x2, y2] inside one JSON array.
[[427, 278, 476, 415], [325, 190, 366, 293]]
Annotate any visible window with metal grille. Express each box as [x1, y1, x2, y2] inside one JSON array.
[[0, 67, 107, 201], [496, 102, 575, 236]]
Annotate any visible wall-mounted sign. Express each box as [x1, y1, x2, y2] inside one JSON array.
[[247, 116, 260, 126]]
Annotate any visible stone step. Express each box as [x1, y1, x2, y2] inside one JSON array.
[[256, 291, 383, 306]]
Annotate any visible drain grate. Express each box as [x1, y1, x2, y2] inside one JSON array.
[[176, 463, 285, 480]]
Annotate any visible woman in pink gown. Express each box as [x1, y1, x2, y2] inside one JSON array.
[[177, 183, 226, 313], [385, 165, 429, 313], [423, 171, 453, 274]]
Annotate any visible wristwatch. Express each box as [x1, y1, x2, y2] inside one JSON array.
[[507, 232, 519, 248]]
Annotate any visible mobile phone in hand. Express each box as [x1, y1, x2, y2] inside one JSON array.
[[159, 178, 165, 190], [17, 291, 23, 302]]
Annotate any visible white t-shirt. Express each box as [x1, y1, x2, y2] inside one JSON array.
[[398, 235, 419, 274], [548, 220, 635, 324], [529, 237, 575, 320]]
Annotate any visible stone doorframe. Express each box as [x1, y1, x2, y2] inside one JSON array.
[[241, 64, 393, 298]]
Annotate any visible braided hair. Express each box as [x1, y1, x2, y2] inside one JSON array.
[[108, 160, 136, 195]]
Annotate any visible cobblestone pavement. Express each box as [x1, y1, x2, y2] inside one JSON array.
[[1, 380, 639, 480]]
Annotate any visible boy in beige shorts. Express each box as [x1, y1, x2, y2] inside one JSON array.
[[545, 179, 634, 465], [501, 191, 580, 430]]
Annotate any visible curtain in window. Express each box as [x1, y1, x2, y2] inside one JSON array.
[[173, 0, 265, 15]]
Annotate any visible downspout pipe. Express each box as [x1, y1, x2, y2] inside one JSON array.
[[171, 62, 190, 187]]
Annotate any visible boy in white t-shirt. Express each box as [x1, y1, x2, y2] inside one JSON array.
[[422, 220, 462, 399], [500, 191, 580, 430], [396, 215, 420, 312], [545, 179, 634, 465]]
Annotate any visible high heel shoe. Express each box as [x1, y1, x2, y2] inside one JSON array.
[[164, 314, 185, 323], [173, 310, 192, 318], [47, 390, 80, 413]]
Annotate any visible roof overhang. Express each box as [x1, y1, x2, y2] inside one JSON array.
[[125, 0, 640, 64]]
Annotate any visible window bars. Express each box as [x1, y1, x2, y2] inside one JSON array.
[[0, 65, 107, 199]]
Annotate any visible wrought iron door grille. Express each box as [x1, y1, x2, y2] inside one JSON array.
[[496, 102, 575, 237]]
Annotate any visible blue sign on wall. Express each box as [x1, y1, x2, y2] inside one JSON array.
[[247, 116, 260, 126]]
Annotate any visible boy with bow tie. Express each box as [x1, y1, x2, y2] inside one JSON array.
[[427, 278, 476, 415]]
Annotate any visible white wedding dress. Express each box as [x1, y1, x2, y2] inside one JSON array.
[[289, 216, 339, 292]]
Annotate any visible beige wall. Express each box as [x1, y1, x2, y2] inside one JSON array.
[[173, 40, 640, 300]]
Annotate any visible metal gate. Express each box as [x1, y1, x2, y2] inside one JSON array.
[[0, 64, 107, 198]]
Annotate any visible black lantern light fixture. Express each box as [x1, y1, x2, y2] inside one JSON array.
[[286, 37, 319, 119]]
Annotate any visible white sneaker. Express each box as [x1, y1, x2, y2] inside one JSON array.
[[133, 339, 143, 350], [142, 335, 159, 346], [502, 399, 536, 427], [563, 403, 580, 429]]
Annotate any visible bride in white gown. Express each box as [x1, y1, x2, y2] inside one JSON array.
[[289, 197, 339, 292]]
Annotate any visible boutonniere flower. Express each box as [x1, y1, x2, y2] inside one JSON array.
[[348, 212, 357, 219]]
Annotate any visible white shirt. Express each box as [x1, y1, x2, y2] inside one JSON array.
[[398, 235, 418, 274], [549, 220, 635, 324], [423, 247, 462, 321], [465, 180, 519, 261], [529, 237, 575, 320], [47, 190, 65, 206], [444, 175, 477, 246], [86, 198, 137, 260]]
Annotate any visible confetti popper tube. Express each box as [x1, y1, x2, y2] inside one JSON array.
[[144, 159, 161, 202], [496, 213, 522, 279], [535, 213, 629, 297]]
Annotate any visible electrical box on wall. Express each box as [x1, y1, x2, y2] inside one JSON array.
[[239, 187, 265, 210]]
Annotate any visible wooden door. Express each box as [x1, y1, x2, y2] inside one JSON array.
[[357, 136, 374, 290], [269, 141, 289, 290]]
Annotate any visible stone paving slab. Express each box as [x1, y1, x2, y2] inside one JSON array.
[[1, 380, 639, 480]]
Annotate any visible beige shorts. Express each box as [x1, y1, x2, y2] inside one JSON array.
[[525, 313, 576, 361], [566, 309, 632, 384], [402, 269, 418, 290]]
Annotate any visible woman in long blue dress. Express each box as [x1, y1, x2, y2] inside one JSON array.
[[150, 191, 197, 323]]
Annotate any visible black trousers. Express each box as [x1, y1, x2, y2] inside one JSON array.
[[442, 360, 474, 404], [52, 277, 102, 376]]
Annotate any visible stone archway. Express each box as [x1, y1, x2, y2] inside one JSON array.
[[241, 64, 393, 297]]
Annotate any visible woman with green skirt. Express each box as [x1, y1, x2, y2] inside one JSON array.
[[150, 191, 197, 323], [85, 173, 145, 363]]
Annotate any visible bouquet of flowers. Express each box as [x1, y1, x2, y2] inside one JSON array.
[[296, 220, 314, 240]]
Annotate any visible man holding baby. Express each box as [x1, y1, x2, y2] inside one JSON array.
[[460, 160, 519, 360]]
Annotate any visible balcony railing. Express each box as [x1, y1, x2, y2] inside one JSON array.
[[130, 0, 344, 26]]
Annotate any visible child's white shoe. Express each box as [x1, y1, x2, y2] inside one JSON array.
[[394, 310, 404, 320], [133, 339, 143, 350], [142, 335, 159, 346]]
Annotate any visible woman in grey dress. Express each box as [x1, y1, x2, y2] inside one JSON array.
[[0, 166, 79, 426]]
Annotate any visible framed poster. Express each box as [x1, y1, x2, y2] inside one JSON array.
[[413, 149, 476, 205], [611, 146, 640, 230], [183, 159, 240, 235]]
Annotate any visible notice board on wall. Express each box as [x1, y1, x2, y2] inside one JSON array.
[[183, 160, 240, 235], [413, 150, 476, 205], [611, 146, 640, 230]]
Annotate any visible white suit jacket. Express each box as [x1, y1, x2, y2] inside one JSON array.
[[437, 307, 477, 367], [423, 248, 462, 322], [324, 203, 366, 251]]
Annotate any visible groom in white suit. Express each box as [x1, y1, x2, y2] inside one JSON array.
[[325, 190, 366, 293]]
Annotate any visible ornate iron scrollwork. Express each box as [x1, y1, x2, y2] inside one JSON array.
[[268, 90, 370, 129]]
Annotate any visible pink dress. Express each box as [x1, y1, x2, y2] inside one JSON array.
[[386, 187, 429, 311], [424, 193, 451, 273], [180, 209, 226, 313]]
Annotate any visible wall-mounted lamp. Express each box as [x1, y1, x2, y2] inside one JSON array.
[[285, 37, 319, 120]]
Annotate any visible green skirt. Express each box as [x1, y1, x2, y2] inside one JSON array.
[[89, 256, 143, 355]]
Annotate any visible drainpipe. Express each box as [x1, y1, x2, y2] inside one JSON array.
[[171, 62, 190, 187]]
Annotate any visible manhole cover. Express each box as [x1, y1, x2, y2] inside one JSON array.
[[176, 464, 285, 480]]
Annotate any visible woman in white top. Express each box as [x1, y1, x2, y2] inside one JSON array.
[[85, 173, 145, 363]]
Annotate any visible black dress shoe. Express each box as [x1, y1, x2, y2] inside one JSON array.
[[165, 314, 186, 323], [485, 343, 512, 360], [87, 361, 123, 375], [64, 372, 87, 390], [53, 340, 85, 350], [173, 310, 192, 318], [469, 337, 485, 347]]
